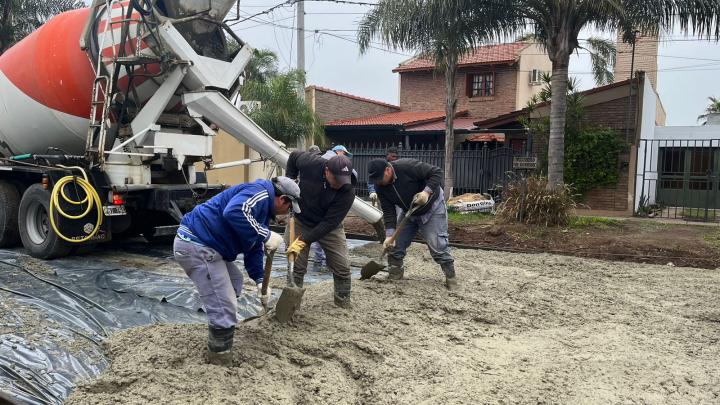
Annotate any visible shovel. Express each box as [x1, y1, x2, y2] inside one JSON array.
[[274, 214, 305, 323], [360, 205, 418, 280]]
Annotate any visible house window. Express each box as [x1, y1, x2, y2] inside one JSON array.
[[468, 73, 494, 97]]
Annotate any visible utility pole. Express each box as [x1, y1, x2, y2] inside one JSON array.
[[296, 0, 306, 149]]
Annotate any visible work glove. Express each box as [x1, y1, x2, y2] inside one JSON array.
[[383, 236, 396, 251], [264, 231, 283, 254], [286, 239, 307, 259], [369, 192, 378, 203], [412, 191, 430, 207]]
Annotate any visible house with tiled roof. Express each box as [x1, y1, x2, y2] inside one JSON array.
[[313, 42, 551, 148]]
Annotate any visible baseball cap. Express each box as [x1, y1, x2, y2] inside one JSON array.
[[272, 176, 302, 213], [332, 145, 352, 157], [368, 158, 389, 182], [326, 155, 353, 186], [308, 145, 321, 155]]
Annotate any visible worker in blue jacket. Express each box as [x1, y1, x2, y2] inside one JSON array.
[[173, 176, 301, 365]]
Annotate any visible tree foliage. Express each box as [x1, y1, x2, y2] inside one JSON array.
[[359, 0, 720, 193], [521, 74, 626, 197], [0, 0, 84, 54], [698, 96, 720, 124], [239, 50, 325, 147]]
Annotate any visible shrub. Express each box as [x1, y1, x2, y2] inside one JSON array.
[[496, 177, 577, 226]]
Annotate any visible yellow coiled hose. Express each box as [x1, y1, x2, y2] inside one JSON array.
[[49, 166, 103, 243]]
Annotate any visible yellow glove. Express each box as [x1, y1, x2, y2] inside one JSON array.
[[286, 239, 307, 259]]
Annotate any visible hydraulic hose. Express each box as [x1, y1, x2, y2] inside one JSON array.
[[49, 167, 103, 244]]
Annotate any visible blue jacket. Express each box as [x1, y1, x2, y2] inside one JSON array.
[[179, 179, 274, 282]]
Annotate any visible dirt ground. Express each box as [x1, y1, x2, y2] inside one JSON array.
[[67, 243, 720, 404], [344, 215, 720, 269]]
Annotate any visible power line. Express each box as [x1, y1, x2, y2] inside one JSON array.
[[233, 13, 411, 56]]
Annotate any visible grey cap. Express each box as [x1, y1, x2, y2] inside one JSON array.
[[273, 176, 301, 213], [308, 145, 321, 155]]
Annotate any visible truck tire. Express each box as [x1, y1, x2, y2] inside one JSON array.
[[18, 184, 72, 259], [0, 181, 21, 248]]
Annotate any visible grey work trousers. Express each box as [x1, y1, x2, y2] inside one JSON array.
[[173, 237, 244, 329], [286, 220, 351, 280], [388, 199, 454, 266]]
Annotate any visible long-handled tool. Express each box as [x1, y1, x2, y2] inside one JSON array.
[[360, 205, 419, 280], [260, 250, 275, 314], [274, 214, 305, 323]]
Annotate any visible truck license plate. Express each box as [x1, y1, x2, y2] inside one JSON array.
[[103, 205, 127, 216]]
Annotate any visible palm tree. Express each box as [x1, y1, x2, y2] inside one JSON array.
[[360, 0, 720, 191], [240, 50, 325, 147], [358, 0, 515, 199], [0, 0, 83, 54], [478, 0, 719, 189], [698, 96, 720, 125]]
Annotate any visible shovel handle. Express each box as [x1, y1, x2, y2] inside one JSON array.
[[383, 206, 419, 251], [288, 214, 296, 264], [261, 251, 274, 296]]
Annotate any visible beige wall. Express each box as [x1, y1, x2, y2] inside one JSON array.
[[515, 44, 552, 110], [197, 130, 278, 185]]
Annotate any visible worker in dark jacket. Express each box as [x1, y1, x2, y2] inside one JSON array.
[[367, 158, 457, 290], [284, 151, 356, 308], [174, 177, 301, 365]]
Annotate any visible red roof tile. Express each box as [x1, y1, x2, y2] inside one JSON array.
[[405, 117, 478, 132], [393, 43, 529, 73], [306, 85, 400, 110], [326, 111, 448, 127]]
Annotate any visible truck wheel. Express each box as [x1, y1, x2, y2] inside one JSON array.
[[18, 184, 72, 259], [0, 181, 21, 248]]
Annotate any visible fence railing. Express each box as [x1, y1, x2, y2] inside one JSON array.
[[636, 139, 720, 222], [345, 142, 532, 198]]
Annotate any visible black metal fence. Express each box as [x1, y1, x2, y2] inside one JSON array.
[[636, 139, 720, 222], [345, 142, 532, 198]]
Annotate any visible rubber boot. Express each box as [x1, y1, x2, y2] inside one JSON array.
[[387, 256, 404, 280], [441, 262, 459, 291], [206, 326, 234, 366], [333, 274, 352, 309], [293, 273, 304, 288]]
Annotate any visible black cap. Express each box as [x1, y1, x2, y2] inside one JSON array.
[[368, 158, 389, 182], [327, 155, 353, 185]]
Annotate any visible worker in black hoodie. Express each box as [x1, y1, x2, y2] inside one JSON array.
[[284, 151, 356, 308], [367, 158, 457, 290]]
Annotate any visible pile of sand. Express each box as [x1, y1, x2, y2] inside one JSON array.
[[68, 244, 720, 404]]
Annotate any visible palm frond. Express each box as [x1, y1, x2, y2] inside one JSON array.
[[580, 36, 616, 86]]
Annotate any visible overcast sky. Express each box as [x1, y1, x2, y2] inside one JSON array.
[[226, 1, 720, 126]]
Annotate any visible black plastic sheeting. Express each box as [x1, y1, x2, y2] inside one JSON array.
[[0, 239, 371, 404]]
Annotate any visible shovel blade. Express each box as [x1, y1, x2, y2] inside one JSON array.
[[274, 287, 305, 323], [360, 260, 386, 280]]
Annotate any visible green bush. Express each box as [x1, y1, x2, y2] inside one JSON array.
[[496, 177, 577, 226]]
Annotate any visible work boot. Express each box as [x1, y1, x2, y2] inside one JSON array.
[[206, 326, 234, 367], [387, 257, 404, 280], [333, 274, 352, 309], [292, 273, 304, 288], [441, 262, 459, 291]]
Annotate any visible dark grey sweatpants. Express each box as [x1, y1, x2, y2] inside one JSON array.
[[173, 237, 244, 329]]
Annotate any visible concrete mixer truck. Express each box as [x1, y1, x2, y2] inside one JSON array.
[[0, 0, 383, 259]]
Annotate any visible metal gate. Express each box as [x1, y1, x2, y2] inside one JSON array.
[[345, 142, 532, 198], [636, 139, 720, 221]]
